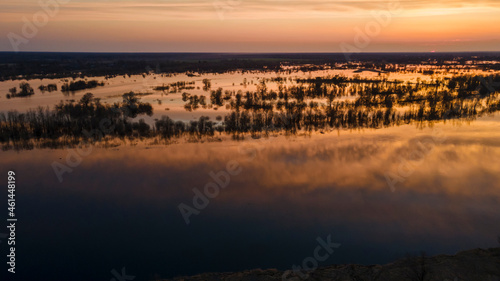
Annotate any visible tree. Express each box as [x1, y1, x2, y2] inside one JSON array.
[[80, 93, 94, 107], [120, 92, 153, 118], [19, 82, 34, 96], [6, 83, 34, 98], [210, 88, 224, 106], [202, 78, 211, 91]]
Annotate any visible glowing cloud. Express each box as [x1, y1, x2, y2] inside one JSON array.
[[1, 0, 499, 52]]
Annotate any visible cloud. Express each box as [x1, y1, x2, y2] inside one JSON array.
[[2, 0, 500, 22], [1, 0, 499, 51]]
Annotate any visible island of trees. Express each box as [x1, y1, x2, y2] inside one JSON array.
[[39, 84, 58, 92], [0, 74, 499, 150], [61, 80, 104, 92], [6, 82, 35, 99]]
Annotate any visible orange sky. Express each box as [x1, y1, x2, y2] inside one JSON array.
[[1, 0, 500, 52]]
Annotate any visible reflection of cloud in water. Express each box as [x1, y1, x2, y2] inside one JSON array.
[[2, 120, 500, 278]]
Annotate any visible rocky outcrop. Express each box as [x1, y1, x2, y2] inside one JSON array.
[[164, 248, 500, 281]]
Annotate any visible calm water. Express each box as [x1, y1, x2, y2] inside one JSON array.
[[0, 68, 492, 122], [1, 118, 500, 280], [1, 70, 500, 280]]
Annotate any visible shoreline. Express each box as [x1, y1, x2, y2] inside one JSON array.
[[163, 247, 500, 281]]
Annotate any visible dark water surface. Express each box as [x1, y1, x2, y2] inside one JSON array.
[[1, 118, 500, 280]]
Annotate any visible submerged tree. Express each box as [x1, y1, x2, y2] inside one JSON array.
[[202, 78, 211, 91], [1, 73, 500, 149], [39, 84, 58, 92], [61, 80, 104, 92], [120, 92, 153, 118], [6, 83, 34, 99]]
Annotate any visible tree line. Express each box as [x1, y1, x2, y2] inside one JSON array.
[[1, 74, 499, 150], [61, 80, 104, 92]]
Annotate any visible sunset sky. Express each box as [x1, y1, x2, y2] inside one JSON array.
[[1, 0, 500, 52]]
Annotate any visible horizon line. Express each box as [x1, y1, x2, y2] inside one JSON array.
[[2, 51, 500, 55]]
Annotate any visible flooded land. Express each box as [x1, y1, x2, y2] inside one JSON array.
[[1, 53, 500, 280]]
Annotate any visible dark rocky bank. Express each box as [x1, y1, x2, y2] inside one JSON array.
[[163, 248, 500, 281]]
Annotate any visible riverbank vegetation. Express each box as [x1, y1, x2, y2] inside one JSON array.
[[1, 74, 499, 150], [39, 83, 58, 92], [2, 52, 500, 82], [61, 80, 105, 92]]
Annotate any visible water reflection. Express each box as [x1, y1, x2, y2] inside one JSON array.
[[2, 73, 500, 152], [1, 120, 499, 280]]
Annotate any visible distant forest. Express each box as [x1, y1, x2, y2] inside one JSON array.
[[1, 52, 500, 81]]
